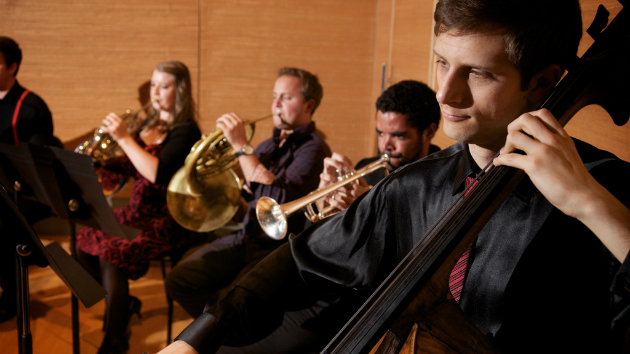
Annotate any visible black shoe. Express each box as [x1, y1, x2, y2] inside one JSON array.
[[102, 295, 142, 331], [126, 295, 142, 325]]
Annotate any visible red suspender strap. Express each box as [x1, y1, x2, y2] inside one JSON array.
[[12, 89, 31, 147]]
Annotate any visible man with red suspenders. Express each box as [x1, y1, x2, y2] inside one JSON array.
[[0, 36, 59, 147], [0, 36, 61, 323]]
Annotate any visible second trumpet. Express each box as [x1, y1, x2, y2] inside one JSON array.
[[256, 154, 389, 240]]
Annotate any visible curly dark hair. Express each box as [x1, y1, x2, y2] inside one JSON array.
[[376, 80, 441, 133]]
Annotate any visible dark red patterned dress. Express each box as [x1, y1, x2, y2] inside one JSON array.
[[76, 137, 200, 280]]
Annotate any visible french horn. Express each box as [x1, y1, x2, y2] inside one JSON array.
[[167, 113, 274, 232], [74, 98, 158, 195]]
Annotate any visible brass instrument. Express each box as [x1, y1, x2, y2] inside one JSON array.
[[167, 113, 274, 232], [74, 98, 158, 195], [256, 154, 389, 240]]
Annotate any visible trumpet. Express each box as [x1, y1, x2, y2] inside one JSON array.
[[74, 98, 158, 195], [166, 113, 275, 232], [256, 154, 389, 240]]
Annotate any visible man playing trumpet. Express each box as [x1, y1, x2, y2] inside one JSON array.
[[210, 79, 441, 354], [165, 67, 331, 319], [318, 80, 440, 215]]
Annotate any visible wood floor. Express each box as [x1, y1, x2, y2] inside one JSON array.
[[0, 235, 195, 354]]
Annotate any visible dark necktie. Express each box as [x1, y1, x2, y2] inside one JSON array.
[[448, 176, 476, 303]]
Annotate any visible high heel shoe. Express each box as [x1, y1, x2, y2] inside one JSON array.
[[102, 295, 142, 331], [126, 295, 142, 325], [98, 295, 141, 353]]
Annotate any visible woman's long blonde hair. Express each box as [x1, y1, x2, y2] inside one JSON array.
[[145, 60, 197, 131]]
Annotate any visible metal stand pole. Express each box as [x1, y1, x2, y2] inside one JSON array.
[[16, 244, 33, 354], [68, 199, 81, 354]]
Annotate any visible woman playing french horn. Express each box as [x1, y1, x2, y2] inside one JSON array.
[[75, 61, 202, 354]]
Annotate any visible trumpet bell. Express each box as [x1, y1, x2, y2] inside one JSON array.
[[167, 166, 242, 232], [255, 154, 390, 239], [256, 197, 287, 240]]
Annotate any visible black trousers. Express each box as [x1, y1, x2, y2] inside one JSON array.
[[216, 301, 331, 354]]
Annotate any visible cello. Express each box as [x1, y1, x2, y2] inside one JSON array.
[[324, 3, 630, 353]]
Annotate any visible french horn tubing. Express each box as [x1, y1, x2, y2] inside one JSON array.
[[166, 113, 275, 232], [74, 98, 158, 195], [256, 154, 390, 240]]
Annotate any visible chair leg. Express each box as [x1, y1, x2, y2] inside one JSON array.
[[162, 244, 193, 346], [161, 257, 175, 345], [167, 293, 174, 344], [160, 257, 168, 279]]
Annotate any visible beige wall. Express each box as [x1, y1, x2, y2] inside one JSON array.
[[370, 0, 440, 153], [197, 0, 378, 163], [1, 0, 628, 166], [1, 0, 379, 165], [1, 0, 200, 144]]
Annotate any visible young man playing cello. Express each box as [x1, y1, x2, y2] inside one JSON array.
[[159, 0, 630, 352]]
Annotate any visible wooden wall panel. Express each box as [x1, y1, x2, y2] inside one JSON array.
[[197, 0, 378, 164], [2, 0, 627, 175], [370, 0, 442, 155], [0, 0, 200, 144], [1, 0, 380, 164], [387, 0, 435, 85], [369, 0, 396, 156]]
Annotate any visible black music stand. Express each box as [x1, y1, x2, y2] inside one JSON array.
[[0, 142, 139, 354]]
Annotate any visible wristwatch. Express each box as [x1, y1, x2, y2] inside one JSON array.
[[234, 144, 254, 157]]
